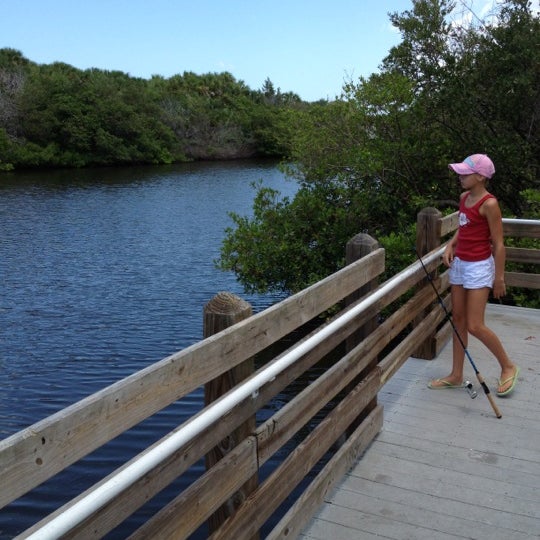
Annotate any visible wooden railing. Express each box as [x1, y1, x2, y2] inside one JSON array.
[[1, 210, 538, 539]]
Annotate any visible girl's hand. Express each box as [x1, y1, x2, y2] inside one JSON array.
[[442, 245, 454, 267], [492, 278, 506, 299]]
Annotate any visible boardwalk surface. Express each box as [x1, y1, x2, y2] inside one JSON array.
[[301, 304, 540, 540]]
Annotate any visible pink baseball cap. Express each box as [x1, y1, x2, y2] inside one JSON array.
[[449, 154, 495, 179]]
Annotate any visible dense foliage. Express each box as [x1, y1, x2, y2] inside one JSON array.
[[218, 0, 539, 307], [0, 52, 304, 170]]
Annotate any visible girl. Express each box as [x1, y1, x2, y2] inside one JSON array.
[[428, 154, 519, 396]]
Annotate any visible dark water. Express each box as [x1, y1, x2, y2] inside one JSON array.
[[0, 160, 299, 538]]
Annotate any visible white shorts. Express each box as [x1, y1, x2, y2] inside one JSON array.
[[449, 256, 495, 289]]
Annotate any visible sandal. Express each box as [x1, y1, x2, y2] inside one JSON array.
[[428, 378, 464, 389], [497, 366, 520, 397]]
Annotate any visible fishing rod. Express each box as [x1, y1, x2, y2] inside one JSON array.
[[416, 250, 502, 419]]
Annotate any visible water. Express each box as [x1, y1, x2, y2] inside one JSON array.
[[0, 160, 299, 538]]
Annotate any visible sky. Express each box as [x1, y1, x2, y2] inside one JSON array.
[[2, 1, 538, 102]]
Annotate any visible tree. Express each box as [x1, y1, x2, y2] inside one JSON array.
[[0, 49, 30, 168], [0, 51, 302, 169], [218, 0, 539, 296], [411, 0, 540, 213], [0, 49, 28, 138], [11, 61, 177, 167]]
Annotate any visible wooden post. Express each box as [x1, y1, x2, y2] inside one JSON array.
[[203, 292, 259, 538], [414, 207, 443, 359], [344, 233, 380, 435], [345, 233, 380, 348]]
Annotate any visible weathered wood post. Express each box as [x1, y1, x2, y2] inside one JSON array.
[[414, 207, 443, 359], [203, 292, 259, 538], [345, 233, 380, 431], [345, 234, 380, 346]]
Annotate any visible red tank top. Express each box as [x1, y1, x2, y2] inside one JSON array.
[[455, 192, 495, 261]]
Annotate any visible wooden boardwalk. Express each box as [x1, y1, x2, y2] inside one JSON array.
[[301, 304, 540, 540]]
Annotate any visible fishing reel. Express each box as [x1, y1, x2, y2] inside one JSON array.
[[465, 380, 477, 399]]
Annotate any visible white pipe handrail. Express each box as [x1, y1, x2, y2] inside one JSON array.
[[24, 247, 445, 539], [502, 217, 540, 226]]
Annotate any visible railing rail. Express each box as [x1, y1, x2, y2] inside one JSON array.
[[1, 210, 538, 539], [0, 248, 385, 510]]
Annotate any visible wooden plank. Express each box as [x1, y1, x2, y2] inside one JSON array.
[[434, 320, 452, 356], [344, 446, 540, 523], [0, 249, 385, 509], [439, 212, 459, 238], [369, 431, 540, 490], [300, 524, 384, 540], [380, 299, 447, 384], [255, 353, 376, 464], [267, 406, 383, 540], [126, 436, 259, 540], [369, 432, 540, 499], [439, 214, 540, 241], [304, 493, 463, 540], [324, 479, 536, 539], [210, 371, 382, 540], [503, 220, 540, 238], [256, 281, 444, 464], [506, 246, 540, 264], [505, 271, 540, 289]]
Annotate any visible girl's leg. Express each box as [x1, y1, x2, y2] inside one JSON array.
[[465, 287, 516, 392], [449, 284, 467, 381], [429, 284, 467, 387]]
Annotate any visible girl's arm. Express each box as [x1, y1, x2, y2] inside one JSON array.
[[443, 230, 458, 267], [483, 198, 506, 299], [443, 192, 467, 267]]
